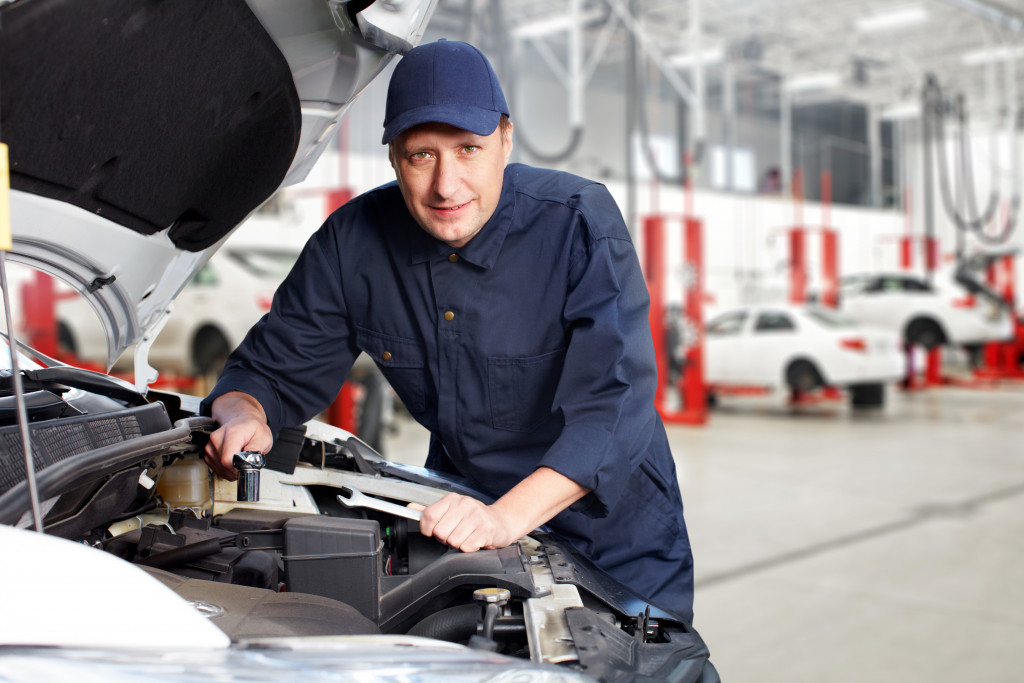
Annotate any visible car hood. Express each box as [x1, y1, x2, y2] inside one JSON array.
[[2, 0, 435, 378]]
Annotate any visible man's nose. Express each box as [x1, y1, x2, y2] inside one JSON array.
[[432, 156, 460, 198]]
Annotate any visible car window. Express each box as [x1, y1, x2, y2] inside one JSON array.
[[862, 277, 888, 293], [227, 249, 299, 278], [754, 311, 795, 332], [901, 277, 932, 292], [805, 308, 859, 328], [191, 264, 218, 287], [840, 276, 871, 295], [706, 311, 748, 336]]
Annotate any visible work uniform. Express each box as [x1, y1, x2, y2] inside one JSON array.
[[204, 163, 695, 622]]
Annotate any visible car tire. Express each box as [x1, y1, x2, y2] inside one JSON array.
[[786, 359, 823, 393], [905, 318, 944, 350], [849, 382, 885, 409]]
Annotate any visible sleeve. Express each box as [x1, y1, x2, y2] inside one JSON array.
[[200, 217, 360, 438], [537, 185, 661, 518]]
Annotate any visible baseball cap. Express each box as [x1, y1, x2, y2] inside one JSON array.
[[382, 39, 509, 144]]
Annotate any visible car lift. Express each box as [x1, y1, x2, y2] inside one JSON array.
[[973, 252, 1023, 380], [897, 186, 945, 391], [643, 174, 708, 426], [787, 169, 842, 404]]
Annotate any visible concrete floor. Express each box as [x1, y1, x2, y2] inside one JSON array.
[[381, 378, 1024, 683]]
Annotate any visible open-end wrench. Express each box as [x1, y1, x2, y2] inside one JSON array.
[[337, 485, 423, 522]]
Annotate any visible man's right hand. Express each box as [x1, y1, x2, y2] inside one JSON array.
[[204, 391, 273, 481]]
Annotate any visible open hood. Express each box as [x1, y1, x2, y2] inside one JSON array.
[[1, 0, 436, 374]]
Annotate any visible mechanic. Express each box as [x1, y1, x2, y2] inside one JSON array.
[[202, 39, 695, 623]]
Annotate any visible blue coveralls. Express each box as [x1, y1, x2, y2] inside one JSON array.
[[204, 163, 694, 622]]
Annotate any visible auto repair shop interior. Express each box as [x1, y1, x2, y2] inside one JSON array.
[[3, 1, 1024, 682]]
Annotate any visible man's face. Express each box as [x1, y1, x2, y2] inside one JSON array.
[[389, 121, 513, 248]]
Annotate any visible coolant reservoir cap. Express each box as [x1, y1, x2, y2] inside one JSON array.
[[473, 587, 512, 604]]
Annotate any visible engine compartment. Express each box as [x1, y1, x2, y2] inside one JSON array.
[[0, 383, 715, 680]]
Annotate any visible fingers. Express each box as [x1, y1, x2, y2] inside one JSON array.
[[203, 418, 273, 481], [418, 494, 512, 553]]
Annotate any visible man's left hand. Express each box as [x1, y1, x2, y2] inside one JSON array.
[[417, 493, 518, 552], [415, 467, 589, 553]]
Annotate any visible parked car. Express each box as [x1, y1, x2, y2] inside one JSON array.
[[57, 245, 299, 381], [0, 1, 716, 681], [833, 271, 1014, 350], [704, 305, 906, 407]]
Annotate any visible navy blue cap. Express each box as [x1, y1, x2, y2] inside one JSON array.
[[382, 40, 509, 144]]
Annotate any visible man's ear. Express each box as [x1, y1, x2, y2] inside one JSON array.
[[503, 121, 514, 163]]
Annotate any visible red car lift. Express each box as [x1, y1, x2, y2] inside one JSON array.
[[975, 253, 1023, 380], [898, 185, 943, 390], [644, 212, 707, 425], [787, 170, 842, 403]]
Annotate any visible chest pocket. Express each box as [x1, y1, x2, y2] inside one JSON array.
[[488, 347, 565, 432], [356, 327, 429, 415]]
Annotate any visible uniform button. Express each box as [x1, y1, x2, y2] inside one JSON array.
[[448, 253, 460, 263], [382, 351, 392, 361], [444, 311, 455, 321]]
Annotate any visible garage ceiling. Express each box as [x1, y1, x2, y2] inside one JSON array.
[[431, 0, 1024, 120]]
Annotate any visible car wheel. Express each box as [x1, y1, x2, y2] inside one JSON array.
[[193, 328, 231, 392], [786, 359, 822, 393], [849, 382, 885, 409], [906, 318, 944, 350]]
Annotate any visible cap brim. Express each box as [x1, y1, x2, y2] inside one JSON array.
[[382, 104, 502, 144]]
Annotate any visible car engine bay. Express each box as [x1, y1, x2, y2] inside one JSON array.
[[0, 376, 713, 681]]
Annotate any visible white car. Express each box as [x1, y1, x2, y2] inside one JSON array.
[[835, 271, 1014, 350], [58, 245, 299, 381], [704, 305, 906, 407]]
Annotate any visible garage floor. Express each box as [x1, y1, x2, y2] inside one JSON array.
[[382, 377, 1024, 683]]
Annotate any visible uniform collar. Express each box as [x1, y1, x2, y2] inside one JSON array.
[[409, 165, 516, 269]]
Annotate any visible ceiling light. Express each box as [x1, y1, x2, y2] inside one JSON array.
[[784, 71, 842, 93], [962, 45, 1024, 65], [511, 8, 605, 39], [855, 6, 928, 32], [669, 46, 725, 68]]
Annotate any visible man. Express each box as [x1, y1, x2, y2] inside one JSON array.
[[202, 39, 694, 622]]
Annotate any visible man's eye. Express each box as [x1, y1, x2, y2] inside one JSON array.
[[462, 146, 479, 154], [410, 152, 430, 161]]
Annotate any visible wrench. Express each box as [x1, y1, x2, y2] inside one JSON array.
[[337, 486, 423, 522]]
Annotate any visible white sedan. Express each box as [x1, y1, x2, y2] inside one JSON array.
[[704, 305, 906, 407], [836, 271, 1013, 349], [57, 245, 299, 382]]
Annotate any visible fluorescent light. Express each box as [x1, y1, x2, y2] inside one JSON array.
[[784, 71, 842, 93], [880, 102, 921, 120], [962, 45, 1024, 65], [855, 6, 928, 32], [669, 46, 725, 68], [512, 8, 604, 39]]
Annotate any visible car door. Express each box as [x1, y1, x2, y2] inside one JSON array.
[[704, 310, 750, 385], [746, 309, 800, 387]]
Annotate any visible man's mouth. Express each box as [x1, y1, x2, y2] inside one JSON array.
[[433, 202, 468, 214]]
